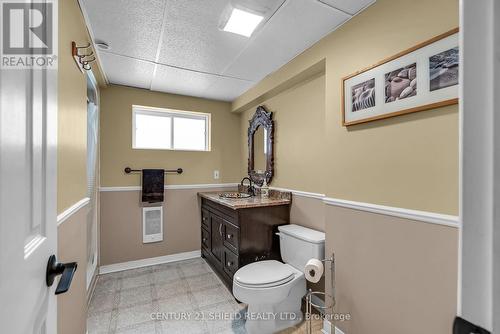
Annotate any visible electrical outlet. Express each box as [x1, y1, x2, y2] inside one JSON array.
[[213, 170, 220, 180]]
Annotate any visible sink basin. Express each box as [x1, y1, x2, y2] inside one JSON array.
[[219, 192, 251, 199]]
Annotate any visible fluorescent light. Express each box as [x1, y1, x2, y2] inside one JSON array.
[[223, 8, 264, 37]]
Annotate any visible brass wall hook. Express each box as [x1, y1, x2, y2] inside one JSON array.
[[72, 41, 96, 72]]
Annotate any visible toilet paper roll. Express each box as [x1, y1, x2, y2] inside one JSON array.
[[304, 258, 324, 283]]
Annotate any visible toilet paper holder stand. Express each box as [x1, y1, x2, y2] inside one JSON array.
[[305, 254, 335, 334]]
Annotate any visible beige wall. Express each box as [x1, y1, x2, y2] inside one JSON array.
[[57, 0, 88, 214], [289, 195, 325, 232], [235, 0, 458, 216], [240, 73, 326, 195], [99, 187, 236, 265], [100, 85, 242, 187], [322, 0, 459, 215]]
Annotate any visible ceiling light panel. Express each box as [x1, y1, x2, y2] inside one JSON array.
[[223, 8, 264, 37], [223, 0, 350, 81]]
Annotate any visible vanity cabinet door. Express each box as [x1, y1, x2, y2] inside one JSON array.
[[210, 214, 225, 265]]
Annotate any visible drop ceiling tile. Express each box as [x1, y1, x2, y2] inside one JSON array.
[[223, 0, 350, 82], [318, 0, 375, 15], [151, 63, 254, 101], [82, 0, 165, 61], [204, 77, 255, 102], [82, 0, 374, 101], [100, 53, 154, 89], [151, 64, 214, 98], [157, 0, 283, 75]]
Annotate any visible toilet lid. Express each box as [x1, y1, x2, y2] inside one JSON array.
[[234, 260, 296, 287]]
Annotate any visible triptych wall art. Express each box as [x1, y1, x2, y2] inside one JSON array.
[[342, 28, 459, 126]]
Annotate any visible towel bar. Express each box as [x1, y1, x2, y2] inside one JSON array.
[[124, 167, 183, 174]]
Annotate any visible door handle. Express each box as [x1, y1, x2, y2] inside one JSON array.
[[453, 317, 490, 334], [46, 255, 77, 295], [219, 223, 223, 237]]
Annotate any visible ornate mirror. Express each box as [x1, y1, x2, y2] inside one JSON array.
[[248, 106, 274, 186]]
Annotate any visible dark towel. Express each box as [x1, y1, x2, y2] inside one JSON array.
[[142, 169, 164, 203]]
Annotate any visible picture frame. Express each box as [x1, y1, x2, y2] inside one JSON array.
[[342, 28, 459, 126]]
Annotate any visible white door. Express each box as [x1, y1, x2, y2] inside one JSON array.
[[459, 0, 499, 332], [0, 27, 58, 334]]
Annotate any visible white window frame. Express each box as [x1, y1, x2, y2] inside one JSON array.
[[132, 105, 211, 151]]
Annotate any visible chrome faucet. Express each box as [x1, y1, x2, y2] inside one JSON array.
[[240, 177, 255, 196]]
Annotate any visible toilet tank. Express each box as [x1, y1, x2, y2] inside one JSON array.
[[277, 224, 325, 271]]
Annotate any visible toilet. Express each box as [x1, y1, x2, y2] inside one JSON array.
[[233, 224, 325, 334]]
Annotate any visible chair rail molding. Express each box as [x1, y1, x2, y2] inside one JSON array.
[[99, 183, 239, 192], [57, 197, 91, 226], [270, 186, 325, 200], [323, 196, 459, 228]]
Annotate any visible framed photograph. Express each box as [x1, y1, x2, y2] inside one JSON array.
[[342, 28, 459, 126]]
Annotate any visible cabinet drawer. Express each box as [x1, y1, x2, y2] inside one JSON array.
[[223, 223, 239, 253], [201, 209, 209, 229], [223, 248, 238, 277], [202, 199, 238, 224], [201, 227, 210, 250]]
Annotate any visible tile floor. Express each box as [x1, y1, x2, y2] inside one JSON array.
[[87, 258, 324, 334]]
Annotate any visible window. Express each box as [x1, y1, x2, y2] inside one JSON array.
[[132, 105, 210, 151]]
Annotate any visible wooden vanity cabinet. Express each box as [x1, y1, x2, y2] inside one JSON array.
[[200, 197, 290, 288]]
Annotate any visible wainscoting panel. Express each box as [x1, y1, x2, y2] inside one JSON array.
[[99, 186, 237, 266], [324, 204, 458, 334]]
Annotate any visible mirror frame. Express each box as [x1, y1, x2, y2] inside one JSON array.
[[248, 106, 274, 186]]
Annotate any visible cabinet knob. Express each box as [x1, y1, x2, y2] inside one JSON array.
[[227, 261, 232, 267], [227, 234, 232, 239], [202, 238, 207, 242], [202, 217, 206, 221]]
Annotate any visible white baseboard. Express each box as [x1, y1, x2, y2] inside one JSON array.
[[322, 319, 345, 334], [99, 250, 201, 274]]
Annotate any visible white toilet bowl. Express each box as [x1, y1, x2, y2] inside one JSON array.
[[233, 260, 306, 334], [232, 224, 325, 334]]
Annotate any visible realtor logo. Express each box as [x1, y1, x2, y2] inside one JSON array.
[[1, 0, 57, 69]]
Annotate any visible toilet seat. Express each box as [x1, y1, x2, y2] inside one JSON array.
[[234, 260, 296, 288]]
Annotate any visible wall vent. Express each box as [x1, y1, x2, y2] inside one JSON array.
[[142, 207, 163, 243]]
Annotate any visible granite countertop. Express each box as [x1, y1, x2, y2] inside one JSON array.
[[198, 191, 291, 210]]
